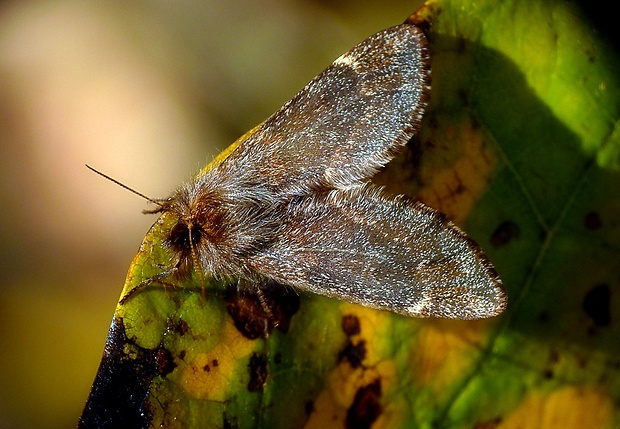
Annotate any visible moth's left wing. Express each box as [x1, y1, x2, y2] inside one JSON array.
[[249, 186, 506, 319], [217, 24, 430, 196]]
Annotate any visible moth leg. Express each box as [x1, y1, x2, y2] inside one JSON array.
[[119, 266, 179, 304], [254, 284, 275, 327], [224, 280, 301, 339], [255, 281, 301, 335]]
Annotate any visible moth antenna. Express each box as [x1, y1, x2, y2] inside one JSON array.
[[188, 226, 207, 302], [85, 164, 164, 209]]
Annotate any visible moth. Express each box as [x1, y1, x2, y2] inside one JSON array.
[[95, 22, 506, 319]]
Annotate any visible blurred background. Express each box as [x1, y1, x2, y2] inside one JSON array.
[[0, 1, 423, 427]]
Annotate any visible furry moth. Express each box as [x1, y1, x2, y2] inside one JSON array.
[[101, 23, 506, 319]]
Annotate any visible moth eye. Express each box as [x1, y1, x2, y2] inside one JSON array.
[[167, 220, 202, 253]]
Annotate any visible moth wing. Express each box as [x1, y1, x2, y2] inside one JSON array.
[[250, 186, 506, 319], [218, 24, 430, 196]]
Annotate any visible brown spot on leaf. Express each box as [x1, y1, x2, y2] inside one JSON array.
[[584, 211, 603, 230], [339, 315, 367, 367], [223, 416, 239, 429], [338, 340, 367, 369], [155, 347, 175, 377], [224, 282, 300, 339], [582, 284, 611, 327], [247, 353, 268, 392], [474, 417, 502, 429], [341, 314, 361, 336], [491, 220, 520, 247], [345, 379, 382, 429], [549, 349, 560, 364], [212, 359, 219, 367], [458, 88, 469, 105], [173, 319, 190, 336]]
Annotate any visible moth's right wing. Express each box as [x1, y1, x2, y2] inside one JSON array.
[[250, 186, 506, 319], [217, 24, 430, 196]]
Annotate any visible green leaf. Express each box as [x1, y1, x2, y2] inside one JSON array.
[[80, 0, 620, 428]]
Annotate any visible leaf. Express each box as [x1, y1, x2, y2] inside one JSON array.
[[79, 0, 620, 428]]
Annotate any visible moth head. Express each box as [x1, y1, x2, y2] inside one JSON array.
[[159, 181, 235, 276], [85, 165, 226, 276]]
